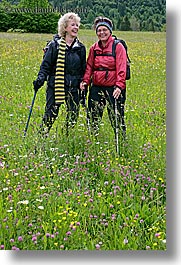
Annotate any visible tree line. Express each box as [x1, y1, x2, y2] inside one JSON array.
[[0, 0, 166, 32]]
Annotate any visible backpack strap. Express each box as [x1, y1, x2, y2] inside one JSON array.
[[112, 39, 131, 63]]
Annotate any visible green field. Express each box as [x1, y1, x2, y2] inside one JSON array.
[[0, 30, 166, 250]]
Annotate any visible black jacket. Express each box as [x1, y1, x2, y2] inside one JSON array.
[[37, 35, 86, 92]]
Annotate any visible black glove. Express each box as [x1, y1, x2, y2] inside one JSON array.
[[33, 78, 44, 92]]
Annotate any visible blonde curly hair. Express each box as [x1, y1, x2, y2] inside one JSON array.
[[58, 12, 81, 37]]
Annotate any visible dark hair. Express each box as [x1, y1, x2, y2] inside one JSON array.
[[93, 16, 113, 30]]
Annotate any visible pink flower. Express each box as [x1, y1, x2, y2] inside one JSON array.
[[95, 244, 100, 250], [18, 236, 23, 242]]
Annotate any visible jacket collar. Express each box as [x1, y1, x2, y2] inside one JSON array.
[[97, 35, 113, 50]]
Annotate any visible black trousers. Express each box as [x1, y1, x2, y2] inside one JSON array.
[[88, 85, 126, 135], [41, 86, 81, 133]]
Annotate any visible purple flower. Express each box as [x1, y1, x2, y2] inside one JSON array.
[[32, 236, 37, 241], [66, 231, 72, 236], [12, 246, 20, 250], [95, 244, 100, 250], [18, 236, 23, 242]]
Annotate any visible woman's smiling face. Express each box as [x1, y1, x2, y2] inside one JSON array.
[[96, 26, 111, 42], [65, 19, 79, 38]]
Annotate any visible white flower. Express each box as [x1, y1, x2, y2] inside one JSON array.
[[38, 206, 44, 210], [123, 238, 128, 244], [17, 200, 29, 205]]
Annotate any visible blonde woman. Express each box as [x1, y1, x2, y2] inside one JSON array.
[[33, 12, 86, 135]]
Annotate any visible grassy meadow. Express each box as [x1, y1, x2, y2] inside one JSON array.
[[0, 30, 166, 250]]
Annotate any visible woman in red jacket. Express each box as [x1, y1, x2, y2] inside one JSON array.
[[80, 16, 127, 139]]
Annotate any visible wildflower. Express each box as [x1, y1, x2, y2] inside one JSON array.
[[66, 231, 72, 236], [134, 213, 139, 219], [12, 246, 20, 250], [38, 206, 44, 210], [18, 236, 23, 242], [123, 238, 128, 244], [146, 245, 150, 250], [95, 244, 100, 250], [111, 214, 116, 220], [17, 200, 29, 205], [8, 195, 13, 201], [32, 236, 37, 242], [155, 233, 161, 238]]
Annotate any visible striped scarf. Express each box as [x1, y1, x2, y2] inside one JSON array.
[[54, 37, 66, 105]]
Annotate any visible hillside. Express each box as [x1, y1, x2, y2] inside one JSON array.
[[1, 0, 166, 31]]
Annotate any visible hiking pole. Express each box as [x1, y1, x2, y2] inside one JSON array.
[[24, 90, 37, 137], [115, 98, 119, 155], [82, 89, 91, 134]]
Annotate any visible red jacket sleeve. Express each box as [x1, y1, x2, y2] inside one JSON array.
[[82, 45, 95, 85], [115, 43, 127, 89]]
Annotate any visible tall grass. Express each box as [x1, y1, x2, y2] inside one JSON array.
[[0, 30, 166, 250]]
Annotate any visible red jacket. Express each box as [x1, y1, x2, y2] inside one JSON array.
[[83, 35, 127, 89]]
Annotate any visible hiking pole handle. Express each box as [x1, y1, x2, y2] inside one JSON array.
[[24, 91, 37, 137]]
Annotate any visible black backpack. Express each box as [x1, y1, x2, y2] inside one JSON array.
[[42, 34, 60, 58], [112, 36, 131, 80], [94, 35, 131, 80], [43, 40, 52, 58]]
